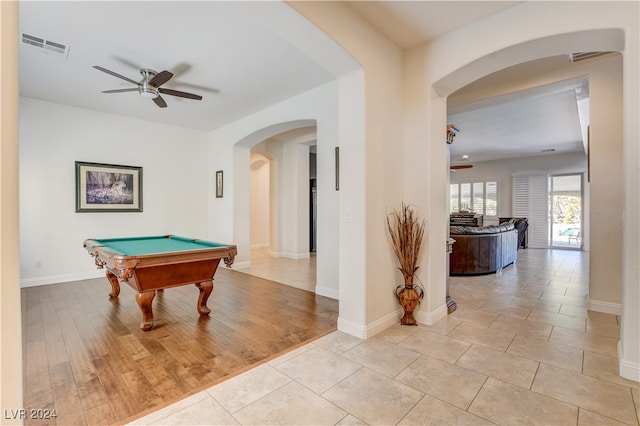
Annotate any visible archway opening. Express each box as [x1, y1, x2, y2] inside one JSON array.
[[234, 121, 321, 294], [430, 28, 632, 379]]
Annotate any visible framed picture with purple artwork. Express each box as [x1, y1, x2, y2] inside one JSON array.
[[75, 161, 142, 212]]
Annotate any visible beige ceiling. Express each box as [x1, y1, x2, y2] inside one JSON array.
[[19, 1, 590, 164], [345, 1, 522, 49]]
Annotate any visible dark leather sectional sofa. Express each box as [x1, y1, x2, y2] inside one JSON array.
[[449, 223, 519, 275]]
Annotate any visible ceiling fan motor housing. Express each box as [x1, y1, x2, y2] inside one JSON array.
[[139, 69, 160, 99]]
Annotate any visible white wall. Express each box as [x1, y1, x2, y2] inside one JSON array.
[[251, 139, 310, 259], [291, 2, 406, 336], [19, 98, 210, 286], [274, 139, 310, 258], [587, 55, 624, 312], [249, 152, 270, 249]]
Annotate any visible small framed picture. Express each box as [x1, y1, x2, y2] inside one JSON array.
[[216, 170, 223, 198], [75, 161, 142, 212], [335, 147, 340, 191]]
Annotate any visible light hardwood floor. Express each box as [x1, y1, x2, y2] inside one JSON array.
[[21, 266, 337, 425]]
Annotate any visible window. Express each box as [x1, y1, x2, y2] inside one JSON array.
[[450, 180, 498, 216]]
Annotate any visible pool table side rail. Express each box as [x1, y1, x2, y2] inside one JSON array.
[[83, 238, 238, 272]]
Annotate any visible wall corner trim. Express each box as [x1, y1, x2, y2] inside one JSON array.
[[588, 299, 622, 315], [618, 341, 640, 383]]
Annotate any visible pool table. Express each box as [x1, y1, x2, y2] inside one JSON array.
[[83, 235, 237, 331]]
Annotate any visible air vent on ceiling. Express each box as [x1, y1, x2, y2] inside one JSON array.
[[568, 52, 609, 62], [21, 33, 70, 59]]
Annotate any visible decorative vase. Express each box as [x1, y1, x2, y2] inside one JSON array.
[[396, 284, 422, 325], [387, 203, 426, 326]]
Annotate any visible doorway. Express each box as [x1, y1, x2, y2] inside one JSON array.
[[549, 173, 583, 249]]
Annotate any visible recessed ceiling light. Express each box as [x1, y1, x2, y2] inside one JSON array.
[[461, 155, 469, 160]]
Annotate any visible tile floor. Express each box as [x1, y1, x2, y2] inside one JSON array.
[[130, 248, 640, 425]]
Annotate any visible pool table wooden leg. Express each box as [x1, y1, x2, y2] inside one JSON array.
[[135, 291, 156, 331], [105, 271, 121, 298], [195, 281, 213, 316]]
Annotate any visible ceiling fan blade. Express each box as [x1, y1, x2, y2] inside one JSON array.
[[153, 96, 167, 108], [93, 66, 138, 85], [102, 88, 138, 94], [159, 88, 203, 100], [149, 70, 173, 88], [450, 165, 473, 170]]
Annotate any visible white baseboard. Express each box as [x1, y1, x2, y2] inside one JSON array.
[[268, 251, 310, 260], [337, 316, 368, 339], [315, 284, 338, 300], [337, 310, 398, 339], [337, 303, 449, 340], [414, 303, 448, 325], [21, 270, 104, 288], [618, 341, 640, 382], [230, 260, 251, 270], [365, 311, 401, 337], [588, 299, 621, 315]]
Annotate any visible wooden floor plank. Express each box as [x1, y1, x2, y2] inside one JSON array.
[[46, 362, 87, 426], [23, 269, 338, 425], [90, 354, 139, 420], [121, 369, 164, 409], [64, 340, 112, 412], [133, 354, 184, 401], [82, 402, 117, 426], [23, 372, 54, 415]]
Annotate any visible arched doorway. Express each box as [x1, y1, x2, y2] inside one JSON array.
[[426, 28, 635, 380], [240, 128, 319, 293], [232, 119, 340, 297]]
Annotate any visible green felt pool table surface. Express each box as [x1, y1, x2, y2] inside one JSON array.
[[92, 235, 229, 256]]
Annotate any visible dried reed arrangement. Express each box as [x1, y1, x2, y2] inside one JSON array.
[[386, 203, 425, 288]]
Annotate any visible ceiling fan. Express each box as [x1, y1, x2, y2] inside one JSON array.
[[450, 165, 473, 171], [93, 66, 203, 108]]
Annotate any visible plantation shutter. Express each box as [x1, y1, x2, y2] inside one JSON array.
[[472, 182, 484, 214], [460, 183, 471, 212], [485, 181, 497, 216], [450, 184, 459, 213], [513, 175, 549, 248]]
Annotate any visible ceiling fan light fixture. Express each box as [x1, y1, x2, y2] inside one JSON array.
[[138, 69, 159, 98], [138, 86, 159, 99]]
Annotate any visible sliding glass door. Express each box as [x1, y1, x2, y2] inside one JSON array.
[[549, 174, 583, 249]]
